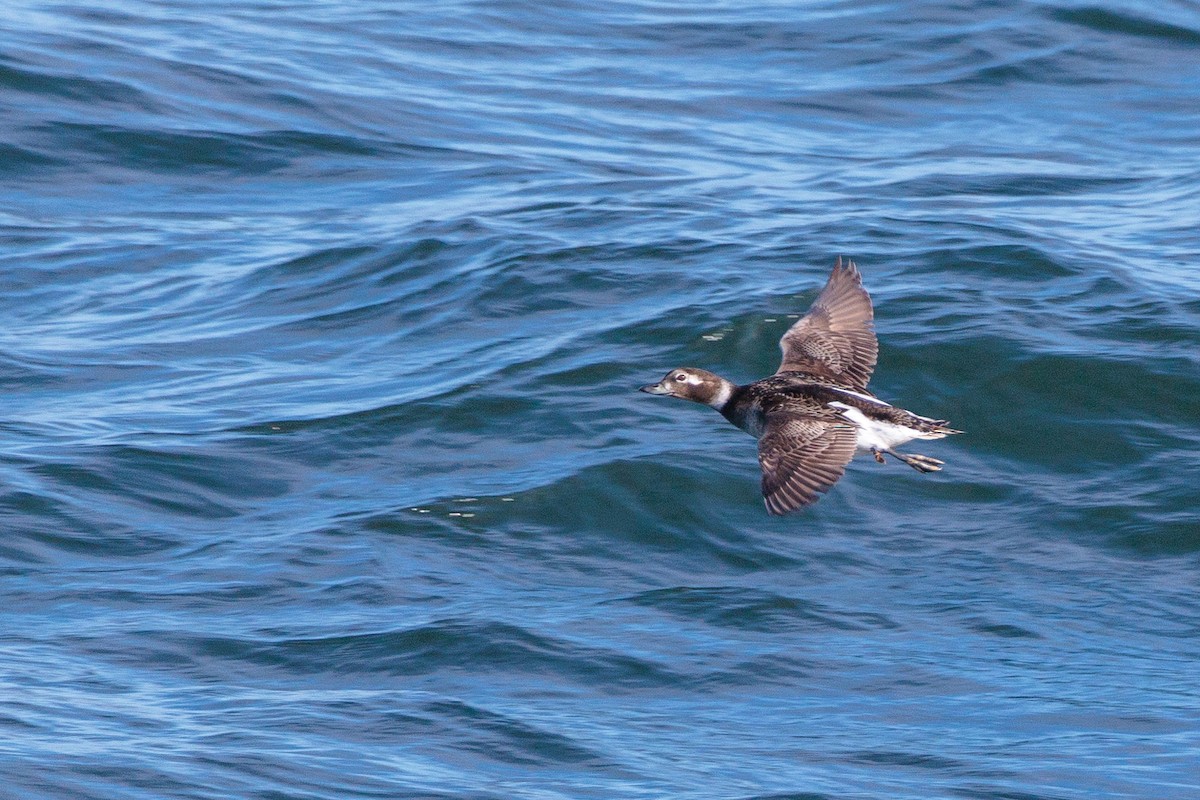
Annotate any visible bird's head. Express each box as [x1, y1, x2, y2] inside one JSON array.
[[639, 368, 734, 409]]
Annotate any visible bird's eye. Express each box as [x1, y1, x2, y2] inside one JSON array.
[[674, 373, 687, 382]]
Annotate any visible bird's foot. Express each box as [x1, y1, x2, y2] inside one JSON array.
[[890, 450, 944, 473]]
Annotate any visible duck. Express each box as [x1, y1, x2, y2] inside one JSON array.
[[640, 258, 960, 515]]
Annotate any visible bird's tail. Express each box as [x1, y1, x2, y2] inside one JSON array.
[[912, 416, 963, 439]]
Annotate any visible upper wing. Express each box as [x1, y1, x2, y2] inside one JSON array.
[[777, 258, 877, 391], [757, 413, 857, 515]]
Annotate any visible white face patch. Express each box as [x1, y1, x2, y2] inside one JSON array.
[[706, 380, 733, 409]]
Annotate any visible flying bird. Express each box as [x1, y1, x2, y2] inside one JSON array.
[[640, 258, 960, 515]]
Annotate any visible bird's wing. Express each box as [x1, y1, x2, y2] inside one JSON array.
[[757, 413, 857, 515], [777, 258, 877, 391]]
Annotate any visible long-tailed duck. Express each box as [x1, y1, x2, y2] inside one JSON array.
[[640, 258, 960, 515]]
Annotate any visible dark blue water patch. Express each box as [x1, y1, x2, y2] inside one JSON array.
[[0, 55, 147, 104], [0, 141, 61, 174], [425, 699, 609, 768], [64, 619, 681, 693], [1050, 6, 1200, 45], [962, 352, 1198, 461], [849, 748, 969, 772], [953, 788, 1074, 800], [472, 460, 800, 569], [362, 482, 806, 582], [0, 474, 177, 562], [967, 620, 1042, 640], [625, 586, 899, 633], [873, 172, 1141, 199], [31, 444, 290, 515], [31, 123, 399, 176]]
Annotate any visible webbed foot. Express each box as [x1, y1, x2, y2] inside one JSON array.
[[888, 450, 944, 473]]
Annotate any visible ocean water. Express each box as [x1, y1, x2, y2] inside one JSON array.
[[2, 1, 1199, 798]]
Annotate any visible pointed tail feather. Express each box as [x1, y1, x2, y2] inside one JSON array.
[[910, 418, 962, 439]]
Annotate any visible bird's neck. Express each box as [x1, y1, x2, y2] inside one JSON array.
[[707, 379, 737, 411]]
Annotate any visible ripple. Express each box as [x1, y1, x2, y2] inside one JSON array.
[[426, 699, 609, 767], [625, 587, 899, 633], [1051, 7, 1200, 45], [80, 620, 683, 690]]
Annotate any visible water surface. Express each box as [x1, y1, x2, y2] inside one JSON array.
[[2, 1, 1199, 798]]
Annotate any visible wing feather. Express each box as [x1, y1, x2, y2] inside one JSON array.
[[777, 258, 877, 391], [757, 414, 857, 515]]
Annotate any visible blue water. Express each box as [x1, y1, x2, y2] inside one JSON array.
[[2, 1, 1199, 798]]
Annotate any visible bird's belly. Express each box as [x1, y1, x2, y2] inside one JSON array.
[[851, 420, 921, 454], [830, 404, 921, 454]]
